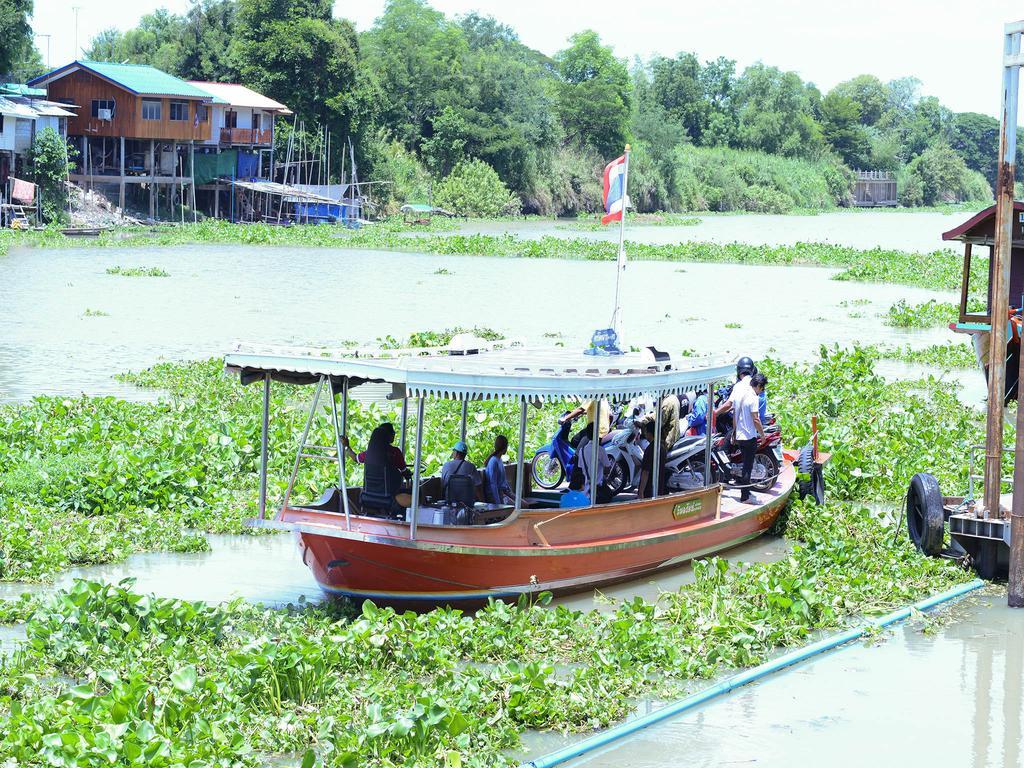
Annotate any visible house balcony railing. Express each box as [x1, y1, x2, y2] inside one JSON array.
[[220, 127, 272, 146]]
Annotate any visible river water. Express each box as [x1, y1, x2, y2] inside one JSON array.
[[1, 209, 1019, 765]]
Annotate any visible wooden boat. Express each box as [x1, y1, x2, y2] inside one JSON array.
[[226, 340, 802, 607]]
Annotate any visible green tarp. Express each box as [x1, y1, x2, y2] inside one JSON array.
[[192, 150, 238, 185]]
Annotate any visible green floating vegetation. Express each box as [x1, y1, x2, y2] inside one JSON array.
[[0, 220, 987, 293], [874, 342, 977, 369], [105, 265, 170, 277], [0, 496, 970, 768], [81, 308, 110, 317], [883, 299, 959, 328]]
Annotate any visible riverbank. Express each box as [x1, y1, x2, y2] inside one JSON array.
[[0, 215, 981, 293]]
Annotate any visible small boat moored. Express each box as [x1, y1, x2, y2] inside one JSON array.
[[227, 339, 812, 608]]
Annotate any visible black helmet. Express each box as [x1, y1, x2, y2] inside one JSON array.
[[736, 356, 755, 378]]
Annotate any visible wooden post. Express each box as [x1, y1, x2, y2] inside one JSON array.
[[148, 140, 155, 219], [214, 182, 219, 218], [986, 25, 1020, 522], [118, 136, 125, 210], [1002, 23, 1024, 606], [189, 141, 196, 223], [171, 141, 177, 221]]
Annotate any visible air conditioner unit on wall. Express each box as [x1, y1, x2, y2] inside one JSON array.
[[97, 109, 112, 121]]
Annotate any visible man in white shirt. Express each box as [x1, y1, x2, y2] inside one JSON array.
[[733, 373, 767, 502]]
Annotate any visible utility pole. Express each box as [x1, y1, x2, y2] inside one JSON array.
[[72, 7, 81, 59], [1000, 20, 1024, 606], [35, 34, 51, 69]]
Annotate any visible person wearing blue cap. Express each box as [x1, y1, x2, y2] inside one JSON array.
[[441, 439, 481, 502]]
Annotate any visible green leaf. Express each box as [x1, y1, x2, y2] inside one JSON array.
[[170, 665, 197, 693]]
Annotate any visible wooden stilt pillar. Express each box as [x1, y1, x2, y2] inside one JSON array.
[[118, 136, 126, 210], [214, 183, 220, 218], [148, 140, 155, 220]]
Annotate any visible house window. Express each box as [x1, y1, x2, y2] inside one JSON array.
[[91, 98, 115, 119], [169, 101, 188, 121], [225, 109, 237, 129], [252, 113, 261, 131], [197, 104, 208, 123], [141, 99, 162, 120]]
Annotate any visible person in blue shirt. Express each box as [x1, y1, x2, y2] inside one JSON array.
[[484, 435, 514, 505], [686, 391, 710, 436]]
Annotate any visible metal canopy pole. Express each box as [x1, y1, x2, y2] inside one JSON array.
[[1007, 20, 1024, 606], [282, 376, 324, 513], [400, 396, 409, 454], [987, 24, 1022, 522], [328, 378, 352, 530], [515, 398, 528, 511], [705, 381, 714, 486], [410, 396, 425, 540], [589, 400, 601, 506], [258, 374, 270, 520], [653, 394, 663, 498], [460, 398, 469, 443]]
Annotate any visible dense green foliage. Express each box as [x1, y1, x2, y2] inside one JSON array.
[[27, 127, 77, 224], [75, 0, 998, 214], [0, 0, 41, 80], [874, 342, 977, 369], [432, 159, 521, 217]]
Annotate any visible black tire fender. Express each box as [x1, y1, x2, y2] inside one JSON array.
[[907, 472, 944, 556]]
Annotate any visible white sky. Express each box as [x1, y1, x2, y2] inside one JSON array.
[[30, 0, 1024, 117]]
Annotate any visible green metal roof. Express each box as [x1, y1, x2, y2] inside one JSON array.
[[1, 83, 46, 97], [52, 61, 214, 99]]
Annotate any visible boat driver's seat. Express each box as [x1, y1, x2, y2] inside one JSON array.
[[360, 460, 402, 517], [445, 472, 477, 509]]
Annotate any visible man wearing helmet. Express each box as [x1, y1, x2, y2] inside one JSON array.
[[713, 356, 756, 428]]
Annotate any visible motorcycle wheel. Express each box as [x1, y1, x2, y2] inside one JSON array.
[[750, 451, 780, 492], [605, 459, 629, 496], [531, 450, 565, 489]]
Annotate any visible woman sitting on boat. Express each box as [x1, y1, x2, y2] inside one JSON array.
[[342, 423, 412, 515]]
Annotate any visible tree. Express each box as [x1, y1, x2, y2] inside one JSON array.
[[29, 127, 77, 224], [433, 158, 520, 216], [85, 10, 185, 72], [732, 64, 824, 158], [903, 142, 987, 206], [649, 53, 706, 143], [234, 0, 358, 128], [176, 0, 240, 82], [950, 112, 999, 188], [0, 0, 34, 78], [360, 0, 468, 151], [820, 91, 870, 167], [555, 30, 631, 157], [831, 75, 888, 126]]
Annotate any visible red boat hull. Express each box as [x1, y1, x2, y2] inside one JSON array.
[[268, 462, 795, 608]]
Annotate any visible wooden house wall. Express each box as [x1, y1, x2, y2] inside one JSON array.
[[46, 69, 211, 142]]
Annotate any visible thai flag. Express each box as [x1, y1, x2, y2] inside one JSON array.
[[601, 154, 627, 225]]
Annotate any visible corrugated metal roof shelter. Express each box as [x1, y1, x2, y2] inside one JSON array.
[[225, 341, 736, 402], [187, 81, 291, 113], [29, 61, 215, 100]]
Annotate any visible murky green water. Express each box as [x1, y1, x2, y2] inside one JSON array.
[[540, 592, 1023, 768]]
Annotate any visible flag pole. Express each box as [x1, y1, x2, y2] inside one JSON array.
[[611, 144, 631, 344]]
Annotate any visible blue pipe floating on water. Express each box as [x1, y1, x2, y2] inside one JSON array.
[[521, 578, 985, 768]]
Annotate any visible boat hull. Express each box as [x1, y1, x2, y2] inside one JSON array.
[[272, 462, 795, 608]]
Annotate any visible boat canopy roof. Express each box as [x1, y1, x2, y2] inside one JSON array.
[[225, 341, 736, 402]]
